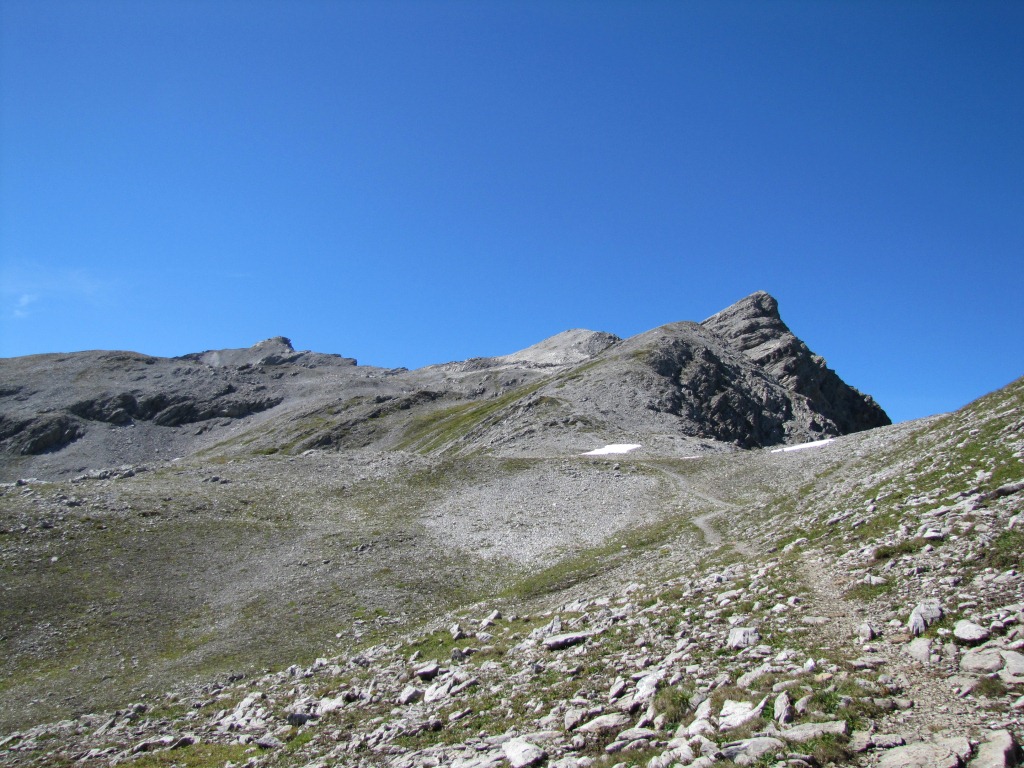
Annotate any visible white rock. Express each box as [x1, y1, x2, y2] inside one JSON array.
[[577, 713, 630, 734], [960, 650, 1005, 674], [502, 738, 546, 768], [781, 720, 848, 742], [774, 692, 793, 724], [971, 729, 1020, 768], [953, 619, 990, 644], [397, 685, 423, 705], [904, 637, 932, 664], [718, 697, 766, 731], [908, 599, 943, 636], [876, 735, 970, 768], [727, 627, 761, 649]]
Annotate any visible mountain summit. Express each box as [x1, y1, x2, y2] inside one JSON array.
[[702, 291, 889, 434]]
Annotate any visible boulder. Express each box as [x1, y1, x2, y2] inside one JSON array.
[[718, 698, 766, 731], [877, 736, 971, 768], [502, 739, 546, 768], [905, 637, 933, 664], [969, 729, 1022, 768], [782, 720, 848, 743], [727, 627, 761, 649], [542, 632, 592, 651], [953, 620, 990, 645], [961, 651, 1005, 674], [577, 713, 630, 734]]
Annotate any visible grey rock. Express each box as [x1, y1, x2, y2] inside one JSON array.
[[502, 738, 546, 768], [877, 736, 972, 768], [961, 650, 1005, 674], [719, 736, 785, 764], [577, 713, 630, 734], [773, 692, 793, 724], [727, 627, 761, 649], [718, 698, 766, 731], [969, 729, 1022, 768], [781, 720, 848, 743], [905, 637, 933, 664], [397, 685, 424, 705], [542, 631, 592, 650], [255, 733, 285, 749], [908, 599, 944, 636], [954, 620, 990, 644]]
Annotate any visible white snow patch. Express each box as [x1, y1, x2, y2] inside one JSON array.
[[582, 443, 642, 456], [771, 438, 835, 454]]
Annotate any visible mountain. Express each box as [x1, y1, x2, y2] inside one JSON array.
[[1, 295, 1020, 768], [0, 292, 888, 481]]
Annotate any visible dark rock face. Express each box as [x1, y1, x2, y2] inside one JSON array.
[[701, 291, 891, 434]]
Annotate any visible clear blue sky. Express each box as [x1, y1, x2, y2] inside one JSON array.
[[1, 1, 1021, 423]]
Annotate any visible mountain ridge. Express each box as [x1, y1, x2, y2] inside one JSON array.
[[0, 292, 889, 481]]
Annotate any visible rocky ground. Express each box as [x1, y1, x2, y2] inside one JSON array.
[[0, 368, 1021, 766]]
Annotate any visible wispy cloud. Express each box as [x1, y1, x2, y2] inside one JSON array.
[[12, 294, 39, 318], [1, 263, 110, 319]]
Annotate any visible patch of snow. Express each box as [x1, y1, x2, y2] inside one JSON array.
[[582, 444, 642, 456], [770, 438, 834, 454]]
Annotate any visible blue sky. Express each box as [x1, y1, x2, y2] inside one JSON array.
[[1, 1, 1021, 424]]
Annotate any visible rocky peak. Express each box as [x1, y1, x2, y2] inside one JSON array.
[[702, 292, 891, 434]]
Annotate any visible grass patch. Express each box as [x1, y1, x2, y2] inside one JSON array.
[[873, 537, 927, 561], [983, 528, 1024, 570], [396, 380, 549, 454], [119, 742, 254, 767], [844, 580, 894, 602], [972, 676, 1008, 699]]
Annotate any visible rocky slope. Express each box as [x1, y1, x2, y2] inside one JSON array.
[[0, 375, 1020, 768], [4, 294, 1021, 768]]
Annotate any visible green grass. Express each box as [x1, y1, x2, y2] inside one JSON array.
[[119, 742, 254, 767], [873, 537, 928, 561], [983, 528, 1024, 570], [396, 380, 549, 453], [844, 580, 894, 602]]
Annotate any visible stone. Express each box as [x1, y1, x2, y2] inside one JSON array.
[[719, 736, 785, 765], [905, 637, 933, 664], [397, 685, 424, 705], [876, 736, 971, 768], [774, 691, 793, 724], [954, 620, 991, 644], [255, 733, 284, 749], [970, 729, 1021, 767], [577, 713, 630, 734], [857, 621, 878, 641], [781, 720, 848, 743], [563, 708, 586, 731], [502, 738, 546, 768], [616, 727, 659, 741], [961, 650, 1005, 674], [414, 661, 441, 680], [1001, 650, 1024, 679], [542, 632, 592, 651], [727, 627, 761, 649], [718, 698, 766, 731], [908, 599, 943, 636]]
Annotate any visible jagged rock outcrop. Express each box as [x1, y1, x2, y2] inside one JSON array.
[[702, 291, 890, 434]]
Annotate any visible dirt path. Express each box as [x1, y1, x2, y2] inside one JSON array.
[[798, 550, 984, 765], [645, 463, 757, 556]]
